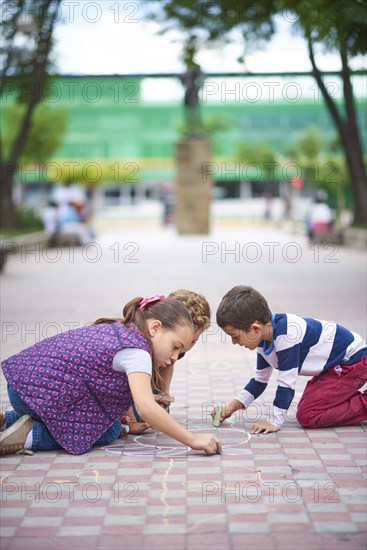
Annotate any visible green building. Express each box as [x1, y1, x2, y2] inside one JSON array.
[[4, 74, 366, 201]]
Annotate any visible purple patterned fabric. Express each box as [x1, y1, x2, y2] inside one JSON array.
[[1, 322, 151, 455]]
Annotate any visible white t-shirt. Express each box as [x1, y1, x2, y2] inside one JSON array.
[[309, 203, 333, 224], [52, 185, 86, 206], [112, 348, 152, 376]]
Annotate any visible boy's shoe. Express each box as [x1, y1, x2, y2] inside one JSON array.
[[0, 414, 33, 455], [0, 412, 5, 427]]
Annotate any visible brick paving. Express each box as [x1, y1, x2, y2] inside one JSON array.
[[1, 223, 366, 549]]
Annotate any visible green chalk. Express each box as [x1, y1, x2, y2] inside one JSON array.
[[213, 407, 221, 427]]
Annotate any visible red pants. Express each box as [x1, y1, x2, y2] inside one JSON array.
[[296, 356, 367, 428]]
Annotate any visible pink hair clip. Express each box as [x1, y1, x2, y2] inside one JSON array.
[[139, 295, 165, 310]]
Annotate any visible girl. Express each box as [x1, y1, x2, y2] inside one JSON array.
[[0, 296, 221, 456], [126, 289, 211, 434]]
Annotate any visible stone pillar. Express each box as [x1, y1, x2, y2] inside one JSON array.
[[175, 138, 212, 234]]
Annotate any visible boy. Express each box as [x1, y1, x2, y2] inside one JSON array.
[[215, 286, 367, 433]]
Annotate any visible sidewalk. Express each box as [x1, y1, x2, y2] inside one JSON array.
[[1, 224, 366, 550]]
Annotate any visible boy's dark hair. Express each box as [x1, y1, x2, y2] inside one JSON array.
[[216, 286, 271, 331]]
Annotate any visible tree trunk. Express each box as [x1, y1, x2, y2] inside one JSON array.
[[0, 96, 40, 230], [339, 123, 367, 225], [339, 36, 367, 225], [0, 90, 42, 229], [307, 35, 367, 225], [0, 161, 18, 229], [0, 0, 61, 230]]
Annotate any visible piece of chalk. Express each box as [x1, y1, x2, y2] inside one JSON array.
[[213, 407, 221, 427], [121, 424, 129, 434]]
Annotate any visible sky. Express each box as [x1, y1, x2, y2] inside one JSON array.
[[51, 1, 366, 76]]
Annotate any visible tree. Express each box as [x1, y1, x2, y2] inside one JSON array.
[[1, 103, 67, 162], [0, 0, 62, 229], [281, 0, 367, 225], [144, 0, 367, 224], [284, 125, 349, 217], [237, 141, 277, 168]]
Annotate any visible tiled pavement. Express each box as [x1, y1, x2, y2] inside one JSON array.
[[1, 224, 366, 549]]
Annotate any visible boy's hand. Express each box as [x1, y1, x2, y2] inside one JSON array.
[[251, 420, 279, 435], [211, 399, 244, 423]]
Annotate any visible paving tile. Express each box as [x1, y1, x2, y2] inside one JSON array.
[[58, 525, 102, 536], [143, 523, 187, 534], [228, 511, 267, 522], [0, 508, 28, 518], [268, 512, 309, 523], [104, 514, 144, 525], [98, 535, 144, 549], [231, 534, 276, 549], [142, 535, 186, 549], [0, 527, 17, 538], [7, 538, 55, 550], [187, 522, 228, 535], [100, 524, 142, 536], [15, 526, 59, 537], [313, 521, 359, 533], [274, 533, 322, 549], [227, 502, 268, 513], [272, 523, 314, 533], [20, 516, 63, 527], [350, 512, 367, 522], [319, 533, 367, 550], [53, 536, 100, 549], [229, 522, 270, 533], [186, 533, 232, 549]]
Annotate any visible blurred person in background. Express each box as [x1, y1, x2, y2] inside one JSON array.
[[306, 190, 333, 241]]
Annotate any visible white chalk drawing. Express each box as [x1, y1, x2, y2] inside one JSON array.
[[103, 419, 252, 458]]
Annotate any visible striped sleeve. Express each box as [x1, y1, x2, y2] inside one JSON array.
[[236, 353, 272, 407], [269, 366, 299, 428], [269, 316, 305, 427]]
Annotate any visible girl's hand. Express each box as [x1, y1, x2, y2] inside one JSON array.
[[189, 434, 222, 455], [251, 420, 279, 435]]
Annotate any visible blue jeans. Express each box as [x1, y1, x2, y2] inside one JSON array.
[[5, 385, 121, 452]]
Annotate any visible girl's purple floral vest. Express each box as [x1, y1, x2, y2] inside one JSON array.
[[1, 322, 151, 455]]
